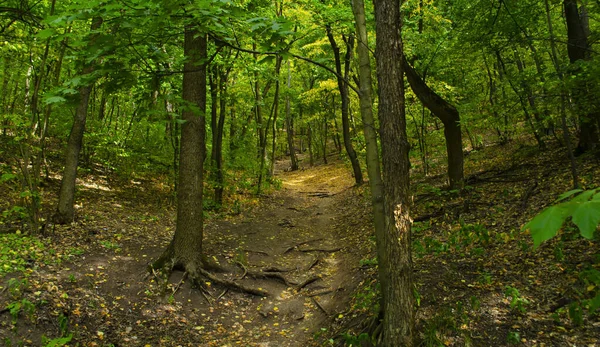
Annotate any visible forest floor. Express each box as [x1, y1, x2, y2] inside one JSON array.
[[1, 140, 600, 346]]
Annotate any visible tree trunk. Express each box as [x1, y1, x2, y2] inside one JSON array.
[[54, 17, 103, 224], [544, 0, 579, 188], [403, 56, 463, 189], [373, 0, 414, 344], [284, 60, 298, 171], [154, 27, 209, 273], [352, 1, 386, 323], [564, 0, 599, 154], [326, 27, 363, 185]]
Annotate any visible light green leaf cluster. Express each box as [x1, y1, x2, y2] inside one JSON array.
[[523, 189, 600, 248]]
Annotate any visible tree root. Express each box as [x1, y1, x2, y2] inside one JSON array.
[[312, 297, 329, 315], [283, 238, 324, 254], [299, 247, 342, 253], [296, 275, 321, 290]]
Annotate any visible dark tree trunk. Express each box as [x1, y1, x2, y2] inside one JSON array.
[[373, 0, 414, 345], [403, 56, 463, 190], [54, 17, 103, 224], [326, 27, 363, 185], [564, 0, 599, 154], [154, 27, 209, 273]]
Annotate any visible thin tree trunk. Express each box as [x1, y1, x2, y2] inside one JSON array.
[[326, 27, 363, 184], [54, 17, 103, 224], [284, 60, 298, 171]]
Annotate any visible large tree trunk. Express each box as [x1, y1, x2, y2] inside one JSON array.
[[373, 0, 414, 344], [54, 17, 103, 224], [403, 56, 463, 189], [564, 0, 599, 154], [326, 26, 363, 185], [154, 27, 208, 273]]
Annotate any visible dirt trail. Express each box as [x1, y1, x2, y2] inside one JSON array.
[[0, 160, 369, 346]]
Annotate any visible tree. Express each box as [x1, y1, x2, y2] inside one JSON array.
[[372, 0, 414, 344], [54, 16, 103, 224], [153, 26, 212, 275], [564, 0, 599, 154], [326, 25, 363, 185], [403, 56, 464, 190]]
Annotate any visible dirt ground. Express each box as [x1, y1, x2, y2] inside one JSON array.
[[0, 159, 370, 346], [2, 142, 600, 347]]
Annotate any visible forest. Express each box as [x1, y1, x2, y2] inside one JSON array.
[[1, 0, 600, 346]]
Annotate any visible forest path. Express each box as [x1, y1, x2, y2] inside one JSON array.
[[0, 159, 370, 346]]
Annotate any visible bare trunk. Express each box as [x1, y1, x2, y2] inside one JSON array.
[[403, 56, 463, 189], [326, 27, 363, 185], [54, 17, 103, 224], [374, 0, 414, 344], [284, 60, 298, 171], [155, 27, 208, 273]]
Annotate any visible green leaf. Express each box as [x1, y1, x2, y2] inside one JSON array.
[[44, 96, 66, 105], [556, 189, 583, 202], [571, 201, 600, 239], [36, 28, 56, 40], [524, 205, 568, 249]]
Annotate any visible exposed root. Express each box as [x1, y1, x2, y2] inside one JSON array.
[[243, 249, 270, 256], [296, 275, 321, 290], [283, 238, 324, 254], [312, 297, 329, 315], [299, 247, 342, 253], [198, 267, 270, 297]]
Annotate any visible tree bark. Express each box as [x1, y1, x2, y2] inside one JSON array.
[[403, 56, 463, 189], [373, 0, 414, 344], [564, 0, 599, 154], [326, 27, 363, 185], [284, 60, 298, 171], [54, 17, 103, 224], [155, 27, 208, 273]]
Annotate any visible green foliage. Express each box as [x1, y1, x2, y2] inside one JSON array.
[[504, 286, 529, 314], [506, 331, 521, 344], [0, 234, 45, 277], [41, 335, 72, 347], [523, 189, 600, 248]]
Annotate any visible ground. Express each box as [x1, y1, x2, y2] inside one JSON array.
[[0, 158, 370, 346], [1, 141, 600, 346]]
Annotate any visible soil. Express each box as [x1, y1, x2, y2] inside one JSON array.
[[2, 141, 600, 347], [0, 159, 370, 346]]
